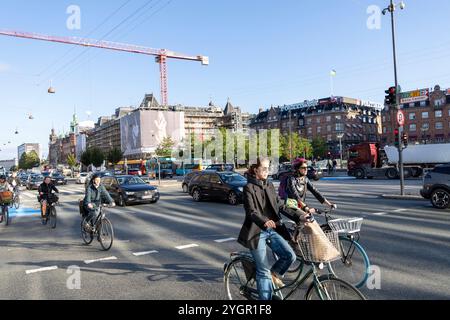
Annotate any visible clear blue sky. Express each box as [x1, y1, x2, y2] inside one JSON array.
[[1, 0, 450, 160]]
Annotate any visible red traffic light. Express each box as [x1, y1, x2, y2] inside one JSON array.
[[394, 128, 399, 135]]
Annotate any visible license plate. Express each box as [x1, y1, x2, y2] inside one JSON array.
[[141, 195, 153, 200]]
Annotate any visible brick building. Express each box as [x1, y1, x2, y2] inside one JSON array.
[[382, 85, 450, 145]]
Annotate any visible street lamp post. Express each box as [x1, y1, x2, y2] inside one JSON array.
[[337, 132, 344, 169], [383, 0, 406, 195], [289, 110, 292, 161]]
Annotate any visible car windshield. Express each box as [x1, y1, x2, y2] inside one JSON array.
[[220, 173, 246, 184], [117, 176, 146, 185], [32, 176, 44, 181]]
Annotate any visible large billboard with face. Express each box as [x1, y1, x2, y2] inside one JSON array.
[[121, 110, 185, 156]]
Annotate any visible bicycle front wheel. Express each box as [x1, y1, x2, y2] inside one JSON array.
[[224, 256, 258, 300], [49, 207, 57, 229], [306, 274, 366, 300], [4, 207, 9, 226], [81, 218, 93, 245], [98, 218, 114, 251], [328, 237, 370, 289], [14, 195, 20, 210]]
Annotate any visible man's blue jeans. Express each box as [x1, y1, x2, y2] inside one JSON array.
[[250, 228, 296, 300]]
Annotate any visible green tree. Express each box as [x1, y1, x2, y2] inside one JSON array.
[[19, 151, 40, 170], [155, 136, 175, 158], [312, 137, 328, 158], [67, 154, 77, 178], [280, 133, 313, 160], [107, 147, 124, 166], [80, 149, 92, 168], [90, 147, 105, 168]]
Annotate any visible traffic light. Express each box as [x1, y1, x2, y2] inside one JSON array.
[[402, 132, 408, 148], [394, 128, 400, 148], [385, 86, 397, 106]]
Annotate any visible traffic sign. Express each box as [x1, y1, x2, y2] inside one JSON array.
[[397, 110, 405, 126]]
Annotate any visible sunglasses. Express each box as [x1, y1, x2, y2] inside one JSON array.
[[299, 166, 308, 170]]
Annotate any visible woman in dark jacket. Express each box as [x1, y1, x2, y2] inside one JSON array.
[[286, 158, 334, 215], [238, 157, 305, 300]]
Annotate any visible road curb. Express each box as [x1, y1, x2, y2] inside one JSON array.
[[380, 194, 426, 201]]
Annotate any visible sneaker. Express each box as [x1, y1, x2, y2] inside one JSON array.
[[271, 273, 285, 288]]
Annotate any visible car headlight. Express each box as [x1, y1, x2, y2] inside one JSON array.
[[125, 192, 135, 196]]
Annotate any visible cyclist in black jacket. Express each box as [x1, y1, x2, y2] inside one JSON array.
[[38, 176, 59, 225]]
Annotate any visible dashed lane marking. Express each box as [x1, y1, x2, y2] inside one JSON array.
[[26, 266, 58, 274], [132, 250, 159, 256], [175, 244, 199, 250], [84, 256, 118, 264], [214, 238, 236, 243]]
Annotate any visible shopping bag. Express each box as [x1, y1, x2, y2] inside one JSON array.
[[298, 220, 340, 262]]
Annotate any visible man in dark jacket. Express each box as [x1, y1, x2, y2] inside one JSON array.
[[38, 176, 59, 224], [238, 157, 306, 300], [83, 174, 115, 229]]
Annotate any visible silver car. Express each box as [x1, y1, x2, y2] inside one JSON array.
[[420, 164, 450, 209]]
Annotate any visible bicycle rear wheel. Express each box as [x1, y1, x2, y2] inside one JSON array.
[[306, 274, 366, 300], [224, 256, 258, 300], [81, 218, 93, 245], [49, 206, 57, 229], [98, 218, 114, 251], [328, 237, 370, 289]]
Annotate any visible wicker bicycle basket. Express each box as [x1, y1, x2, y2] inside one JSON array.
[[297, 230, 341, 263], [327, 218, 364, 234], [0, 191, 13, 204]]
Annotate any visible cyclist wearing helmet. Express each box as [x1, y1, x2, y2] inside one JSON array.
[[0, 175, 13, 223], [286, 158, 334, 215]]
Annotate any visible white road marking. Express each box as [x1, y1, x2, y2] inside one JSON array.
[[132, 250, 158, 256], [393, 209, 407, 212], [175, 244, 199, 250], [26, 266, 58, 274], [372, 212, 388, 216], [84, 256, 117, 264], [214, 238, 236, 243]]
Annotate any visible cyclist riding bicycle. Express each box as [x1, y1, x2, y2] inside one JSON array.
[[0, 175, 13, 223], [238, 157, 308, 301], [7, 172, 21, 191], [38, 176, 59, 225], [83, 174, 115, 231], [286, 158, 335, 216]]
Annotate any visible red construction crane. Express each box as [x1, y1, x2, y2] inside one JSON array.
[[0, 29, 209, 106]]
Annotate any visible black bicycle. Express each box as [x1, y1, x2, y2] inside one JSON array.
[[81, 204, 115, 251], [1, 202, 10, 226], [40, 193, 59, 229]]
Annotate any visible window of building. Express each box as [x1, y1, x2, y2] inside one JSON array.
[[409, 113, 416, 120], [335, 123, 344, 131], [317, 126, 322, 133], [307, 118, 312, 125], [327, 125, 331, 132], [383, 127, 387, 134], [422, 123, 429, 131], [409, 102, 415, 108], [326, 116, 331, 122], [335, 115, 342, 120], [420, 101, 427, 107], [435, 110, 442, 118], [422, 112, 429, 119], [327, 135, 332, 141], [409, 124, 416, 132], [435, 122, 443, 130], [382, 116, 386, 122], [307, 128, 312, 135], [299, 119, 304, 126]]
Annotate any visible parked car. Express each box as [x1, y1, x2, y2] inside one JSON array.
[[181, 171, 201, 193], [77, 172, 89, 184], [50, 172, 67, 185], [101, 175, 160, 206], [19, 173, 30, 186], [26, 174, 44, 190], [188, 171, 246, 205], [420, 164, 450, 209]]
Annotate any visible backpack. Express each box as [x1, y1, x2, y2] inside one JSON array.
[[278, 171, 294, 200]]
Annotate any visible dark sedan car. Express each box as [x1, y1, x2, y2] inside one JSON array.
[[50, 173, 67, 185], [181, 171, 201, 193], [188, 171, 247, 205], [101, 175, 160, 206], [26, 174, 44, 190]]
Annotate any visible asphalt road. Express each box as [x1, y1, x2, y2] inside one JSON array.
[[0, 179, 448, 300]]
